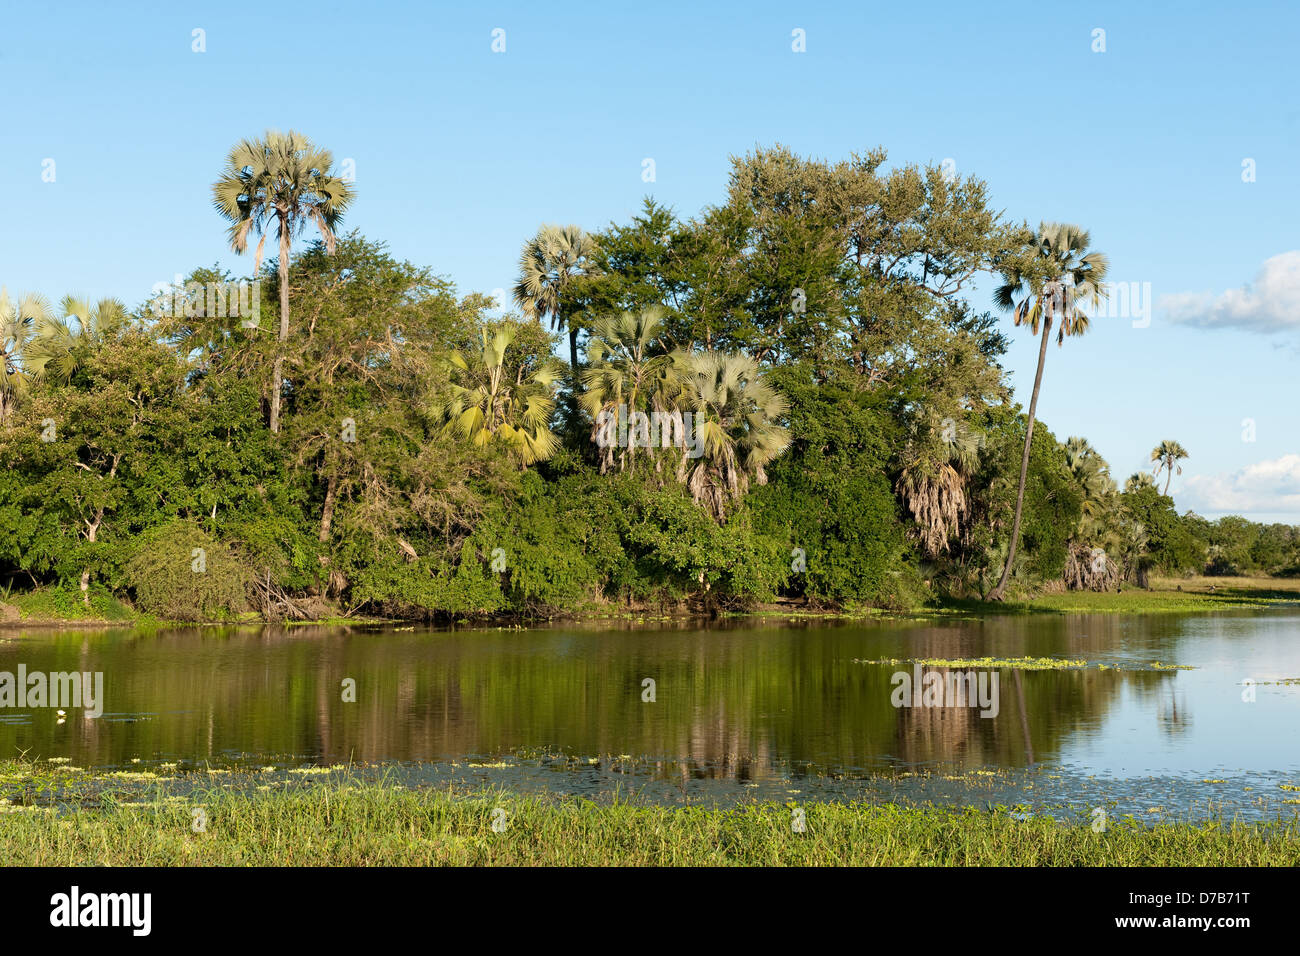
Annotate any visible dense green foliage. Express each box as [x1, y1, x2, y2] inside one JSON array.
[[0, 140, 1292, 620], [125, 521, 252, 621]]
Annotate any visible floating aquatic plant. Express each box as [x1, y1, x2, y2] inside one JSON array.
[[853, 655, 1193, 671]]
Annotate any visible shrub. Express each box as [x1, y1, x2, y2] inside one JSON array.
[[126, 522, 252, 621], [754, 367, 912, 606]]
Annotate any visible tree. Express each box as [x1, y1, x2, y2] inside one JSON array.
[[675, 352, 789, 521], [0, 288, 49, 421], [584, 199, 689, 324], [1060, 437, 1122, 590], [435, 322, 561, 467], [513, 224, 600, 375], [1125, 472, 1155, 493], [987, 222, 1109, 600], [0, 334, 194, 605], [752, 364, 910, 606], [1121, 483, 1203, 578], [212, 130, 355, 434], [1150, 439, 1189, 494], [25, 295, 129, 387], [665, 146, 1018, 381], [895, 410, 981, 558], [274, 235, 487, 591], [580, 307, 681, 472]]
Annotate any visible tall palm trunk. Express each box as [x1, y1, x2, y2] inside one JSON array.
[[568, 324, 580, 375], [1163, 470, 1171, 495], [269, 226, 290, 434], [988, 312, 1053, 601]]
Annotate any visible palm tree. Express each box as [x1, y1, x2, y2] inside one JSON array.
[[581, 307, 681, 472], [513, 224, 599, 375], [212, 130, 355, 433], [1119, 519, 1151, 587], [1064, 436, 1117, 525], [1124, 472, 1156, 494], [1060, 437, 1123, 591], [987, 222, 1109, 601], [1150, 440, 1189, 494], [896, 413, 981, 557], [675, 352, 789, 521], [25, 295, 129, 386], [436, 324, 561, 466], [1063, 436, 1100, 482], [0, 288, 50, 420]]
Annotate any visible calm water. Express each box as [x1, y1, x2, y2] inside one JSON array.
[[3, 612, 1299, 819]]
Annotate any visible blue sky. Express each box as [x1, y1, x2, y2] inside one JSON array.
[[3, 1, 1298, 520]]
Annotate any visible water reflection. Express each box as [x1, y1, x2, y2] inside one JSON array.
[[0, 612, 1297, 816]]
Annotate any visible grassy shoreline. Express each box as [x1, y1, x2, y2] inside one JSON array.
[[2, 775, 1297, 866], [2, 575, 1297, 631]]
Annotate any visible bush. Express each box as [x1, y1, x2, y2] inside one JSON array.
[[1204, 555, 1238, 577], [126, 522, 252, 621], [754, 367, 912, 606]]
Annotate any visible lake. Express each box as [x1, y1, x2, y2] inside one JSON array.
[[3, 611, 1298, 821]]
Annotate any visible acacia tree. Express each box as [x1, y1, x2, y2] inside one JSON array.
[[987, 222, 1108, 601], [212, 130, 355, 433]]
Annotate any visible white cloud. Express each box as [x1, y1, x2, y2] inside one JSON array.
[[1181, 454, 1300, 515], [1161, 251, 1300, 333]]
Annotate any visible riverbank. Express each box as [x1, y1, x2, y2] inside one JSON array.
[[3, 575, 1297, 630], [943, 575, 1300, 616], [2, 773, 1296, 866]]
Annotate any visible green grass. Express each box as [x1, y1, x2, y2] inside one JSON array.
[[4, 585, 138, 624], [0, 763, 1296, 866], [938, 575, 1300, 616]]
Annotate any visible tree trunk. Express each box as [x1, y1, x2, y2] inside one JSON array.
[[81, 514, 101, 607], [319, 475, 337, 545], [1164, 470, 1171, 495], [568, 324, 580, 375], [317, 474, 337, 596], [269, 227, 291, 434], [988, 315, 1053, 601]]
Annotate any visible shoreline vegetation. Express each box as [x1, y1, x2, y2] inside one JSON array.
[[1, 575, 1296, 630], [2, 136, 1299, 630], [0, 761, 1296, 866]]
